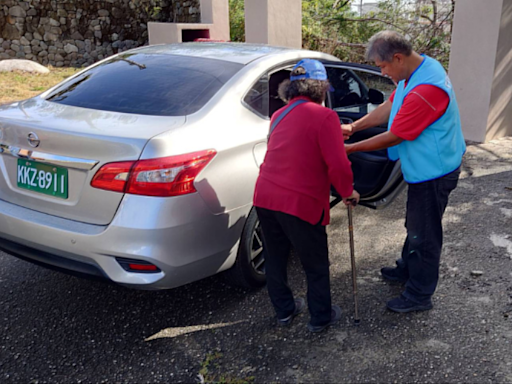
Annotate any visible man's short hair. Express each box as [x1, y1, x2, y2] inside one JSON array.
[[278, 65, 331, 104], [366, 30, 413, 62]]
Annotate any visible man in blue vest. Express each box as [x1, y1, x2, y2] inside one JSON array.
[[342, 30, 466, 313]]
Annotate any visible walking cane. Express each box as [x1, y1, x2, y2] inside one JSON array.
[[347, 200, 360, 325]]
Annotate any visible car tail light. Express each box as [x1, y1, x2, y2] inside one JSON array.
[[116, 257, 161, 273], [90, 161, 134, 193], [91, 150, 216, 197]]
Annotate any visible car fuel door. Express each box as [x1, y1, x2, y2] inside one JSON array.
[[322, 62, 405, 209]]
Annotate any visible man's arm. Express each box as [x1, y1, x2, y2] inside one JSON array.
[[345, 131, 403, 154], [341, 99, 392, 139], [345, 85, 449, 154]]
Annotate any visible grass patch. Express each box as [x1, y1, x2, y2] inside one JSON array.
[[0, 66, 80, 105]]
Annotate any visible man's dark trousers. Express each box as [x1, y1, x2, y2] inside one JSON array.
[[256, 207, 331, 326], [395, 167, 460, 304]]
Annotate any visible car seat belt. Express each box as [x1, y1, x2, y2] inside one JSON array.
[[267, 99, 308, 141]]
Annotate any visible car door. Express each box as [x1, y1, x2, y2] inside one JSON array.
[[243, 64, 296, 167], [322, 62, 406, 209]]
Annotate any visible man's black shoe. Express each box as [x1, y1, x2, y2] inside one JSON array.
[[387, 295, 433, 313], [307, 305, 342, 333], [380, 266, 408, 283], [277, 297, 305, 326]]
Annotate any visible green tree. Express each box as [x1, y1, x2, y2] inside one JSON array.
[[302, 0, 377, 62], [227, 0, 455, 66], [327, 0, 456, 66], [229, 0, 245, 42]]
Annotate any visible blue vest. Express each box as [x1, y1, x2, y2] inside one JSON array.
[[387, 55, 466, 183]]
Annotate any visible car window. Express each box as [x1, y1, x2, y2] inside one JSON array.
[[45, 53, 244, 116], [243, 73, 269, 118], [327, 67, 395, 114], [327, 68, 366, 109], [346, 73, 362, 98], [243, 68, 293, 119], [355, 70, 396, 100]]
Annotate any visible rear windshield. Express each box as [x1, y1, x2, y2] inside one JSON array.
[[46, 53, 243, 116]]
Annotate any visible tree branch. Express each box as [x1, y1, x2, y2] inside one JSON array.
[[333, 0, 350, 9], [307, 35, 367, 49], [438, 8, 454, 26], [330, 17, 408, 33], [324, 38, 367, 48], [420, 14, 433, 23], [431, 0, 438, 25]]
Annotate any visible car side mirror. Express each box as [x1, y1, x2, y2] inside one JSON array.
[[368, 88, 385, 104]]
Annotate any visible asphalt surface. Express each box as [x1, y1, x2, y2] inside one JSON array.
[[1, 138, 512, 383]]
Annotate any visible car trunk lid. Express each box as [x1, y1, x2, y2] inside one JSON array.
[[0, 98, 186, 225]]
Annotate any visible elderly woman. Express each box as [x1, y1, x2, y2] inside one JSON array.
[[254, 59, 359, 333]]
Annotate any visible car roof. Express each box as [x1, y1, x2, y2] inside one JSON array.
[[131, 42, 313, 65]]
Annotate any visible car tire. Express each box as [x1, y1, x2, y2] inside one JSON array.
[[224, 207, 266, 289]]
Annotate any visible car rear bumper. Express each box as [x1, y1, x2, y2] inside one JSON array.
[[0, 194, 249, 290], [0, 236, 109, 281]]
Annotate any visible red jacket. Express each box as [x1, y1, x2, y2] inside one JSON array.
[[253, 97, 354, 225]]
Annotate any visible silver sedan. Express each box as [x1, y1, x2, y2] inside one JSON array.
[[0, 43, 404, 289]]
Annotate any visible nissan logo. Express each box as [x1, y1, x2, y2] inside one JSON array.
[[27, 132, 40, 148]]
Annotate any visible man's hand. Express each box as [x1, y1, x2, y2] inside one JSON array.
[[341, 123, 354, 140], [343, 190, 360, 206]]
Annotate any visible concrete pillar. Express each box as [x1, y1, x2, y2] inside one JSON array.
[[487, 0, 512, 141], [244, 0, 302, 48], [449, 0, 512, 142], [197, 0, 230, 41], [148, 0, 229, 45]]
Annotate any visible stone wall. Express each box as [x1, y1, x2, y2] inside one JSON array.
[[0, 0, 200, 67]]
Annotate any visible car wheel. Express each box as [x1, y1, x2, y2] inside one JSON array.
[[224, 207, 266, 288]]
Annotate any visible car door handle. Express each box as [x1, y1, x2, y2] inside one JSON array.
[[340, 117, 353, 125]]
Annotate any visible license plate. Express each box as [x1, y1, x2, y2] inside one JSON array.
[[17, 159, 68, 199]]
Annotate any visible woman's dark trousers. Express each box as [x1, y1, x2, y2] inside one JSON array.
[[256, 207, 332, 326]]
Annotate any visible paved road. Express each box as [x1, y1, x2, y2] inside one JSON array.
[[1, 138, 512, 383]]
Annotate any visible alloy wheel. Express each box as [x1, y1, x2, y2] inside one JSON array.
[[250, 220, 265, 275]]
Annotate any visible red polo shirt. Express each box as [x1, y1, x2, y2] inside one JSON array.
[[254, 97, 354, 226], [389, 84, 450, 140]]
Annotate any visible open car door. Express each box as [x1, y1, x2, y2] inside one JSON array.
[[322, 61, 406, 209]]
